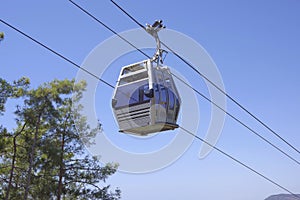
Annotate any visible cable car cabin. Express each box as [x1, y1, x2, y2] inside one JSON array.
[[111, 59, 181, 136]]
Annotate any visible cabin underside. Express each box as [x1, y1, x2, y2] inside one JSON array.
[[119, 122, 179, 136]]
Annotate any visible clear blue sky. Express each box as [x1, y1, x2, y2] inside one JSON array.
[[1, 1, 300, 199]]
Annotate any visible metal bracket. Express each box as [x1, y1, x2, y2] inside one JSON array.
[[145, 20, 166, 64]]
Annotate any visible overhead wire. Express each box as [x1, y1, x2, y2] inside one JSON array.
[[0, 19, 139, 105], [66, 0, 300, 196], [0, 19, 114, 89], [68, 0, 149, 59], [0, 6, 298, 198], [66, 0, 300, 165], [67, 1, 300, 196], [170, 72, 300, 165], [180, 126, 300, 199], [109, 0, 300, 155]]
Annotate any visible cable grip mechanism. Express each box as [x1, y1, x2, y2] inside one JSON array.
[[145, 20, 167, 64]]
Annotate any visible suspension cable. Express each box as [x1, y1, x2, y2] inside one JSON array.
[[109, 0, 300, 155], [66, 1, 300, 166], [1, 12, 298, 198]]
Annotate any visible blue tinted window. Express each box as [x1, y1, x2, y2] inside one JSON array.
[[175, 98, 180, 120], [168, 89, 175, 110], [115, 90, 129, 108], [154, 84, 160, 103], [129, 89, 139, 105], [160, 85, 167, 108], [114, 82, 152, 109]]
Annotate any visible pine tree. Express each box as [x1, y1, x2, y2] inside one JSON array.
[[0, 78, 121, 200]]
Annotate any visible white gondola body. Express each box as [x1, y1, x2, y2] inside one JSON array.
[[112, 59, 181, 136]]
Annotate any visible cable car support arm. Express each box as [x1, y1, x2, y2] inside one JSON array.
[[145, 20, 166, 64]]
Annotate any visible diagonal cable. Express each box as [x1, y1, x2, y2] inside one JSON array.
[[67, 1, 300, 165], [2, 5, 299, 197], [0, 19, 114, 89], [180, 125, 300, 199], [109, 0, 300, 155]]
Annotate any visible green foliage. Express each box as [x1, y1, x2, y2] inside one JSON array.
[[0, 77, 30, 115], [0, 78, 120, 200], [0, 32, 4, 40]]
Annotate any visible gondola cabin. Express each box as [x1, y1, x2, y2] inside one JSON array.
[[111, 59, 181, 136]]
